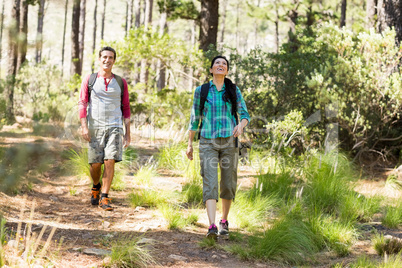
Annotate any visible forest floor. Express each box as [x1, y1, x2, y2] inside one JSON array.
[[0, 121, 401, 267]]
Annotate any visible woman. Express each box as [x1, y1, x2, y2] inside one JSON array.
[[186, 56, 250, 240]]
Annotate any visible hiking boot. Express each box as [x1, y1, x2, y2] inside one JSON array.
[[91, 187, 101, 205], [206, 224, 218, 240], [99, 197, 113, 211], [219, 219, 229, 236]]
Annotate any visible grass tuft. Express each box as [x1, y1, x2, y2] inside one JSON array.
[[198, 238, 217, 249], [382, 202, 402, 228], [158, 204, 199, 230], [129, 189, 167, 208], [134, 164, 158, 187], [373, 233, 402, 256], [66, 148, 90, 178], [107, 236, 155, 268]]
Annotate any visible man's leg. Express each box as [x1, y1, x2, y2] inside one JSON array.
[[101, 159, 115, 194], [90, 163, 102, 185]]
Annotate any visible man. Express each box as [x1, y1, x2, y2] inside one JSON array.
[[78, 46, 131, 211]]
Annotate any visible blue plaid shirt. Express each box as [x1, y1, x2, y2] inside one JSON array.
[[189, 81, 250, 139]]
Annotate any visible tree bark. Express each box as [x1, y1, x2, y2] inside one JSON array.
[[274, 2, 279, 53], [140, 0, 153, 88], [101, 0, 106, 40], [0, 0, 5, 77], [199, 0, 219, 52], [79, 0, 86, 72], [127, 0, 134, 33], [340, 0, 347, 28], [35, 0, 45, 63], [377, 0, 402, 44], [61, 0, 69, 77], [5, 0, 20, 123], [219, 0, 228, 43], [157, 11, 167, 91], [71, 0, 81, 76], [367, 0, 377, 28], [91, 0, 97, 72], [17, 0, 28, 71], [134, 0, 140, 27]]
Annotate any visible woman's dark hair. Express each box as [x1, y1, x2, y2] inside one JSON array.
[[99, 46, 116, 60], [210, 56, 237, 115]]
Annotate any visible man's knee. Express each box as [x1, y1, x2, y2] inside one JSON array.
[[91, 163, 102, 170]]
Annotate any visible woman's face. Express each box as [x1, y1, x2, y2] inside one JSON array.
[[210, 58, 229, 77]]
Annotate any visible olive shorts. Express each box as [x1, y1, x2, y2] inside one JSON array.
[[199, 136, 239, 203], [88, 127, 123, 164]]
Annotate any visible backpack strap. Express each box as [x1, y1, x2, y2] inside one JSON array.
[[197, 83, 210, 140], [87, 73, 98, 101]]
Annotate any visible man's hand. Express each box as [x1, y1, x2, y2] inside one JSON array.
[[81, 125, 91, 142], [123, 133, 131, 148], [186, 144, 193, 160]]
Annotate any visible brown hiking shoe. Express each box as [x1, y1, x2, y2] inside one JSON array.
[[91, 188, 101, 205], [99, 197, 113, 211]]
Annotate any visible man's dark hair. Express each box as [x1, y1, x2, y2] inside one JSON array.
[[99, 46, 116, 60], [210, 55, 230, 75]]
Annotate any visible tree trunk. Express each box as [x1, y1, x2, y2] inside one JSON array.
[[378, 0, 402, 44], [0, 0, 5, 77], [287, 0, 300, 52], [140, 0, 153, 88], [35, 0, 45, 63], [17, 0, 28, 71], [61, 0, 69, 77], [219, 0, 228, 43], [127, 0, 134, 33], [79, 0, 86, 72], [274, 2, 279, 53], [101, 0, 106, 40], [367, 0, 377, 28], [157, 11, 167, 91], [71, 0, 81, 76], [236, 0, 240, 49], [340, 0, 347, 27], [5, 0, 20, 123], [91, 0, 97, 72], [199, 0, 219, 52], [134, 0, 140, 27]]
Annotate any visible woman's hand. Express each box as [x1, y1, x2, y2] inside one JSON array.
[[233, 124, 244, 137], [186, 144, 193, 160]]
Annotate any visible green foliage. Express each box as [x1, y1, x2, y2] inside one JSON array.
[[107, 236, 155, 268], [198, 237, 217, 249], [15, 62, 78, 122], [158, 0, 199, 21], [157, 142, 188, 172], [111, 169, 126, 191], [382, 201, 402, 228], [134, 164, 158, 187], [181, 182, 203, 205]]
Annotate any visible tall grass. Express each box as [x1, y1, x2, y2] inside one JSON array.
[[158, 204, 199, 230], [303, 153, 356, 215], [382, 201, 402, 228], [181, 183, 203, 205], [308, 213, 357, 256], [66, 148, 90, 178], [111, 169, 126, 191], [122, 146, 138, 169], [157, 143, 188, 172], [246, 213, 319, 264], [134, 164, 158, 186], [129, 189, 168, 208], [252, 171, 295, 200], [107, 236, 155, 268], [230, 191, 278, 232], [336, 254, 402, 268]]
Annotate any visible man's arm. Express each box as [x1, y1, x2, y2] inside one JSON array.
[[80, 117, 91, 142], [79, 75, 91, 142], [123, 118, 131, 148]]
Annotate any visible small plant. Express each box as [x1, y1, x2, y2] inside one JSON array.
[[198, 237, 217, 249], [111, 169, 127, 191], [373, 233, 402, 256], [157, 143, 187, 172], [181, 182, 203, 205], [69, 186, 77, 196], [385, 174, 402, 190], [134, 164, 157, 186], [382, 202, 402, 228], [66, 148, 90, 178], [122, 146, 138, 169], [129, 188, 167, 208], [158, 204, 198, 230], [107, 236, 155, 268]]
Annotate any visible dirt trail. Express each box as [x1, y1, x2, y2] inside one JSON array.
[[0, 126, 268, 268]]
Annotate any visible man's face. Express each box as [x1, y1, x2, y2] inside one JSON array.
[[99, 50, 115, 71]]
